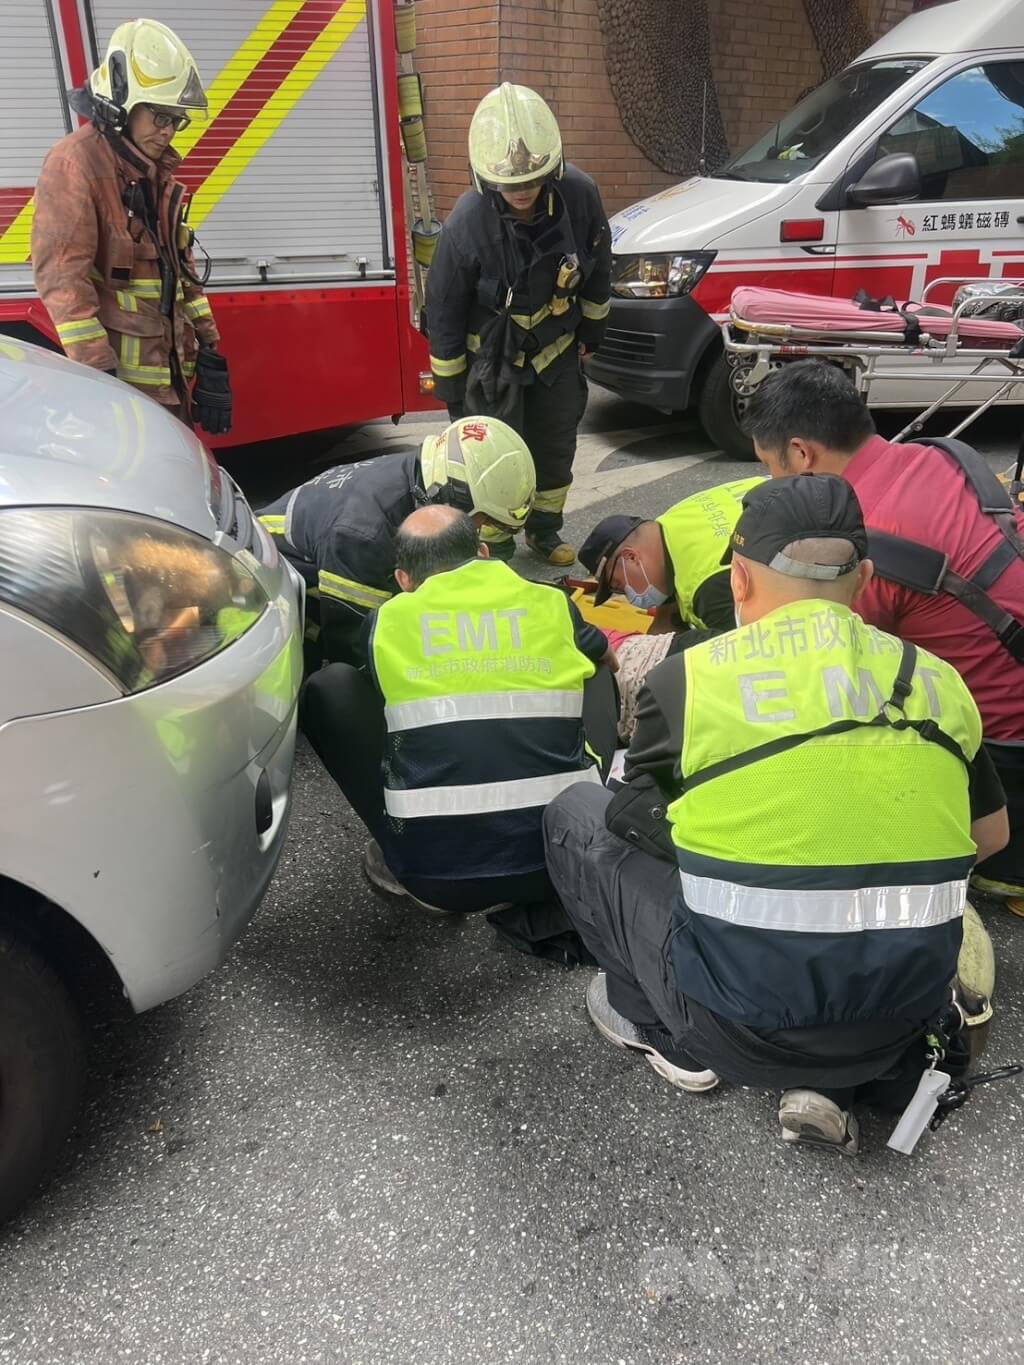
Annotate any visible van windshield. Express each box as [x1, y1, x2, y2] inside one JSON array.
[[717, 59, 930, 183]]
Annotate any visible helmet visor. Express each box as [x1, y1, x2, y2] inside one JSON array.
[[480, 167, 558, 194], [177, 65, 208, 114]]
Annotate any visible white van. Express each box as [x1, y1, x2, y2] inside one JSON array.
[[588, 0, 1024, 456]]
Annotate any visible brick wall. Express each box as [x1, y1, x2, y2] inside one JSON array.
[[415, 0, 922, 219], [708, 0, 822, 156], [415, 0, 499, 215], [710, 0, 917, 157], [496, 0, 677, 216], [866, 0, 917, 34], [416, 0, 674, 216]]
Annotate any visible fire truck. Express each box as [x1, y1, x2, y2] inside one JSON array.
[[0, 0, 434, 447]]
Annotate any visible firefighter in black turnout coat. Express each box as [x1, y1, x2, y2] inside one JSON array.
[[426, 83, 612, 567]]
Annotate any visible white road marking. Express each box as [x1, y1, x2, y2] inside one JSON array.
[[568, 426, 721, 511]]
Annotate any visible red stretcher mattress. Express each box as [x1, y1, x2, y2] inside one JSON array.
[[729, 286, 1024, 345]]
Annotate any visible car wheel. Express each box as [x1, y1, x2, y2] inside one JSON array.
[[0, 928, 85, 1222], [697, 351, 757, 461]]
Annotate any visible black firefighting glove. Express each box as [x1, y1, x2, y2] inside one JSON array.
[[191, 347, 233, 436]]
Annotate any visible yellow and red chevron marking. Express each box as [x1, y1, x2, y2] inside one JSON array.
[[0, 188, 33, 237], [0, 188, 36, 263], [0, 0, 366, 264]]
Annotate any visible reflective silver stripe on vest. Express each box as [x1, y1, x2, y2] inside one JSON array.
[[384, 689, 584, 732], [385, 766, 601, 818], [680, 873, 967, 933]]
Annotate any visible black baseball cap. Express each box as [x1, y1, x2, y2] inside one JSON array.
[[726, 475, 868, 579], [579, 514, 647, 604]]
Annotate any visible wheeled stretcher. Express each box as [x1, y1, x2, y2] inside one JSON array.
[[721, 278, 1024, 445]]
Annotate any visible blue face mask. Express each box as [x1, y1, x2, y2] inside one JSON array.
[[622, 555, 669, 610]]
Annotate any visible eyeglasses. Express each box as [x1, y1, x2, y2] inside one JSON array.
[[146, 106, 191, 132]]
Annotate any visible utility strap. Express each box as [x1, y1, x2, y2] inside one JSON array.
[[682, 642, 971, 791]]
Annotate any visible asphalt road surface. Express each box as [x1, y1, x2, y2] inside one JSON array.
[[2, 392, 1023, 1365]]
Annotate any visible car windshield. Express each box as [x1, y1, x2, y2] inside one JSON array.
[[717, 59, 930, 183]]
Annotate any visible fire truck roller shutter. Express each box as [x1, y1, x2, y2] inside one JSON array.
[[87, 0, 390, 287], [0, 2, 72, 293]]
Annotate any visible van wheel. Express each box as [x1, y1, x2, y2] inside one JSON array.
[[0, 928, 85, 1222], [697, 352, 757, 460]]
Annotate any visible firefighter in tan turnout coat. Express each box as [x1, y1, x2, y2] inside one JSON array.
[[32, 18, 231, 434]]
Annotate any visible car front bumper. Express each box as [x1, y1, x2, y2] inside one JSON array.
[[0, 576, 304, 1013], [585, 295, 718, 411]]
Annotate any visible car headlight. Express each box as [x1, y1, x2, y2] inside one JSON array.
[[0, 507, 268, 694], [610, 251, 716, 300]]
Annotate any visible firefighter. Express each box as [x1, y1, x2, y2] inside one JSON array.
[[579, 477, 766, 634], [257, 415, 536, 670], [32, 19, 231, 434], [425, 84, 612, 568]]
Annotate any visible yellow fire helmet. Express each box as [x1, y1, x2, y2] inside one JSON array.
[[468, 83, 563, 193], [420, 417, 536, 531], [90, 19, 207, 121]]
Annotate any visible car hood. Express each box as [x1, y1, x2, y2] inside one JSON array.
[[610, 175, 804, 253], [0, 341, 218, 539]]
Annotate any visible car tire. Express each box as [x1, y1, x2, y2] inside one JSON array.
[[0, 928, 85, 1222], [697, 351, 757, 461]]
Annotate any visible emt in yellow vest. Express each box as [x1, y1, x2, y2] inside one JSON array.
[[545, 476, 1008, 1155], [301, 505, 617, 918], [579, 477, 764, 634]]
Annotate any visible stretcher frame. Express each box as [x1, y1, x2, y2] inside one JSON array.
[[722, 277, 1024, 443]]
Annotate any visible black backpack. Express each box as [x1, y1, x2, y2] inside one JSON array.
[[866, 437, 1024, 665]]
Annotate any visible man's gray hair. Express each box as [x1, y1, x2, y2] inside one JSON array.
[[395, 505, 480, 587]]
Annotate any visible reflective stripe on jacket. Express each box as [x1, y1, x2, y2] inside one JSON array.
[[657, 477, 765, 627], [257, 451, 424, 663], [369, 556, 600, 880], [31, 121, 219, 406], [425, 164, 611, 403], [669, 600, 983, 1032]]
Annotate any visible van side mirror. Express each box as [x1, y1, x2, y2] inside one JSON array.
[[847, 153, 921, 207]]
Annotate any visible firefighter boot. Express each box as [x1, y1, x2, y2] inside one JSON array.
[[527, 531, 576, 567], [526, 488, 575, 566]]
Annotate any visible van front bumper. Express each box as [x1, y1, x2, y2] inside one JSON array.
[[585, 296, 718, 411]]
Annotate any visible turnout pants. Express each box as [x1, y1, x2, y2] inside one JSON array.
[[543, 783, 932, 1104], [301, 663, 618, 916], [466, 359, 589, 543]]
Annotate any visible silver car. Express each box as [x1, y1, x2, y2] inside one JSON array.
[[0, 341, 303, 1218]]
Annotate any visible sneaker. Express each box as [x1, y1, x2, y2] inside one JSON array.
[[778, 1089, 860, 1156], [526, 532, 577, 567], [362, 840, 453, 916], [585, 973, 719, 1093]]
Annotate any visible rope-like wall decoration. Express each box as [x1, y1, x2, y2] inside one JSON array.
[[802, 0, 873, 84], [594, 0, 729, 176]]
